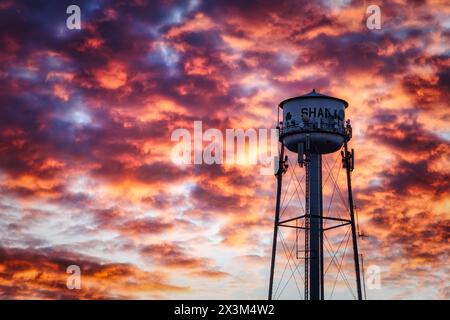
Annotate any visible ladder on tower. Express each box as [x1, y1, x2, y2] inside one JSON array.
[[304, 160, 310, 300]]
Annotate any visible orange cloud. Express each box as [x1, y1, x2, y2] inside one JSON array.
[[94, 62, 127, 89]]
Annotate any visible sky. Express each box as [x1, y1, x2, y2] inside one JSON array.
[[0, 0, 449, 299]]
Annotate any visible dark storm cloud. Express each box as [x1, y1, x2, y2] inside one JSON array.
[[141, 242, 200, 267], [367, 210, 449, 266], [192, 165, 257, 188], [91, 207, 173, 233], [199, 0, 318, 25], [364, 110, 450, 196], [365, 110, 448, 154], [302, 29, 428, 78], [382, 158, 450, 196], [139, 241, 229, 278], [0, 184, 65, 198], [134, 162, 189, 183], [0, 245, 186, 299], [190, 184, 242, 212], [402, 65, 450, 109]]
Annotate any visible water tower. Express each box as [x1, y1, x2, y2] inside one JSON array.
[[268, 89, 363, 300]]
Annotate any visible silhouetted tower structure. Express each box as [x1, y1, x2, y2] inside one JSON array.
[[268, 90, 362, 300]]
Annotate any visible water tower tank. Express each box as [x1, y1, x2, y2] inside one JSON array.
[[269, 90, 362, 301], [279, 89, 348, 154]]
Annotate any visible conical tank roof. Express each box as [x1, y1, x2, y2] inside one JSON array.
[[279, 89, 349, 108]]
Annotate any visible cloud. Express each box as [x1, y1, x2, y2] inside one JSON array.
[[366, 109, 448, 153], [0, 246, 187, 299], [0, 0, 448, 299], [140, 243, 207, 269]]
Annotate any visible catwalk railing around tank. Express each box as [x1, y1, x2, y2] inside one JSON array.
[[278, 117, 352, 142]]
